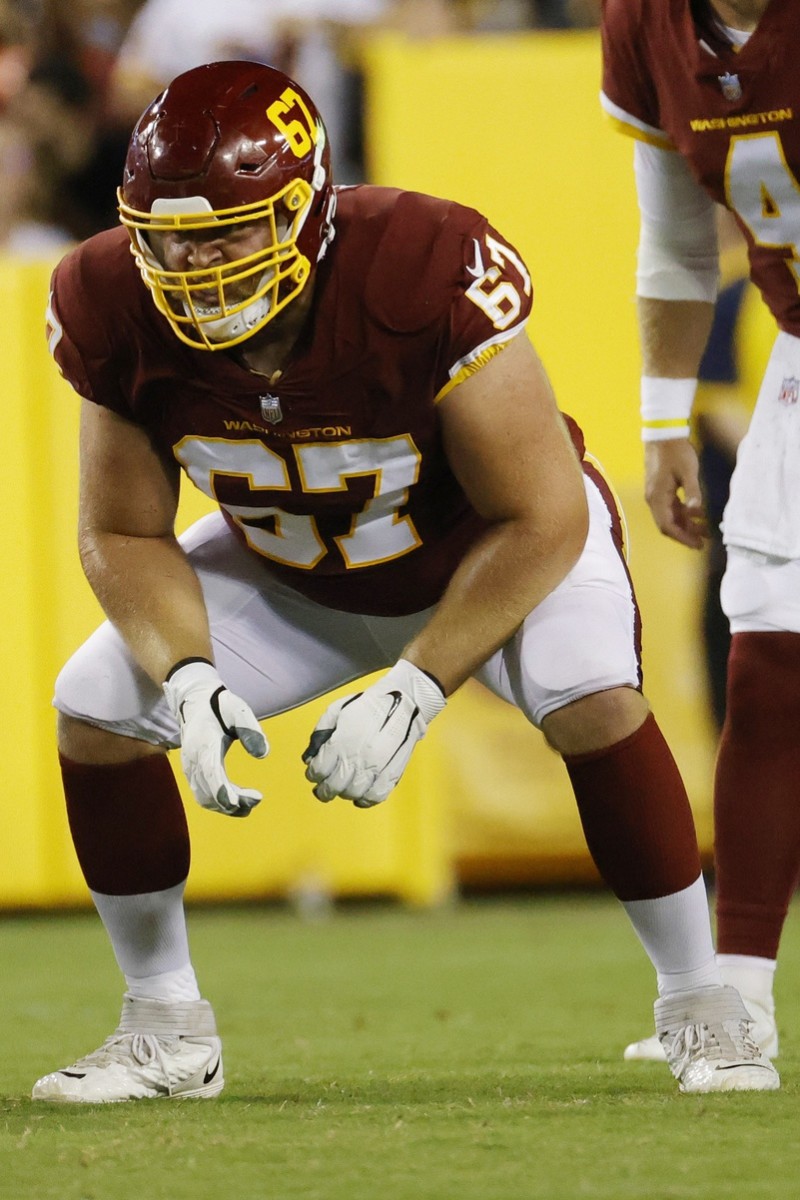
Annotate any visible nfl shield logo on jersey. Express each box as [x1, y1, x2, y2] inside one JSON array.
[[718, 71, 742, 102], [259, 393, 283, 424], [778, 377, 800, 407]]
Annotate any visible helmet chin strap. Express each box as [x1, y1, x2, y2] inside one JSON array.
[[191, 290, 271, 343]]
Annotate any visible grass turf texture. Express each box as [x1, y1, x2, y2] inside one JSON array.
[[2, 894, 799, 1199]]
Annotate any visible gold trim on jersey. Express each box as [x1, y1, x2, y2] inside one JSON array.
[[600, 92, 676, 151], [434, 342, 509, 404], [602, 111, 676, 151]]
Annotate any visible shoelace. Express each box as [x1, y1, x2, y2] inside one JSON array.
[[727, 1021, 762, 1061], [666, 1019, 761, 1075], [71, 1033, 178, 1094]]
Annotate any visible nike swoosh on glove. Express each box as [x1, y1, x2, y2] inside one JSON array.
[[163, 659, 268, 817], [301, 659, 446, 807]]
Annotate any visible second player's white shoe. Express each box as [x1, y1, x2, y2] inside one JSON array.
[[32, 994, 223, 1103], [654, 985, 779, 1093], [624, 991, 778, 1061], [622, 1032, 667, 1062]]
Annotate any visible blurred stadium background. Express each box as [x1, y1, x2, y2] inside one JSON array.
[[1, 9, 778, 916]]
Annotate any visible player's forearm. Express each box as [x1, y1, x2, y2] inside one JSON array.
[[79, 529, 214, 683], [402, 499, 589, 696], [637, 296, 715, 378]]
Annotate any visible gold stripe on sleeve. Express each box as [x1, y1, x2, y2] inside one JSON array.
[[602, 112, 676, 151], [434, 342, 510, 404]]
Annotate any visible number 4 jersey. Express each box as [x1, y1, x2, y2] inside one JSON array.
[[600, 0, 800, 337], [48, 185, 582, 616]]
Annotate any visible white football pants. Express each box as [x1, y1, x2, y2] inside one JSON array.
[[720, 331, 800, 634]]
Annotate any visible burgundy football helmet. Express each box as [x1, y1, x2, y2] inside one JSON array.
[[118, 60, 336, 350]]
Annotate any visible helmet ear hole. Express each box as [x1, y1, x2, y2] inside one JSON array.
[[284, 184, 305, 212]]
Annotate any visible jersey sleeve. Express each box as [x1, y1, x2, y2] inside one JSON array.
[[600, 0, 674, 149], [46, 243, 137, 419], [434, 217, 533, 403], [358, 190, 533, 403]]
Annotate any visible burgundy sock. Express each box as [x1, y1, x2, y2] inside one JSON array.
[[715, 631, 800, 958], [564, 713, 701, 901], [60, 752, 190, 895]]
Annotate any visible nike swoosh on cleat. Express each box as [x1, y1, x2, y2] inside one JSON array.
[[60, 1071, 87, 1079], [203, 1058, 221, 1085]]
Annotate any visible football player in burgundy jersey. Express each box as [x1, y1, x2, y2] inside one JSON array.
[[601, 0, 799, 1062], [32, 60, 778, 1102]]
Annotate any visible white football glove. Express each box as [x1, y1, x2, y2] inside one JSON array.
[[302, 659, 446, 807], [163, 659, 269, 818]]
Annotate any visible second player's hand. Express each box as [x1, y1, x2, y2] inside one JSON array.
[[644, 439, 709, 549]]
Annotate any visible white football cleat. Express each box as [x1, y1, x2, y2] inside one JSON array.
[[32, 994, 223, 1103], [654, 985, 780, 1093], [623, 1032, 667, 1062], [624, 991, 779, 1061]]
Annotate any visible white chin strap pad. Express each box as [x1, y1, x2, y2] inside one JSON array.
[[193, 293, 271, 343]]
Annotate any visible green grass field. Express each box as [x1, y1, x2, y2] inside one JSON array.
[[2, 893, 799, 1200]]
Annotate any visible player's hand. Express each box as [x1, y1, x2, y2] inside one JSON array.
[[644, 439, 709, 549], [163, 659, 268, 817], [302, 659, 446, 807]]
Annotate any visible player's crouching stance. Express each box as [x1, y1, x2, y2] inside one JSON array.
[[32, 60, 777, 1102]]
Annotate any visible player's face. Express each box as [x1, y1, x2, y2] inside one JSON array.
[[148, 215, 287, 304], [124, 189, 312, 349]]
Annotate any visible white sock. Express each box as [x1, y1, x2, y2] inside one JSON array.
[[125, 962, 201, 1002], [717, 953, 776, 1011], [91, 882, 199, 995], [623, 874, 723, 996]]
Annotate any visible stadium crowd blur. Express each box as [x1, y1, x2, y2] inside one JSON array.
[[0, 0, 599, 256]]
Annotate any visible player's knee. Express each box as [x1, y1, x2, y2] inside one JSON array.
[[54, 641, 127, 721], [720, 552, 771, 626], [541, 686, 649, 757], [721, 550, 800, 632], [57, 712, 158, 765], [54, 639, 172, 757]]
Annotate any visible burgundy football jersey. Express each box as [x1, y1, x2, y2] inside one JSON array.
[[601, 0, 800, 335], [49, 185, 579, 617]]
